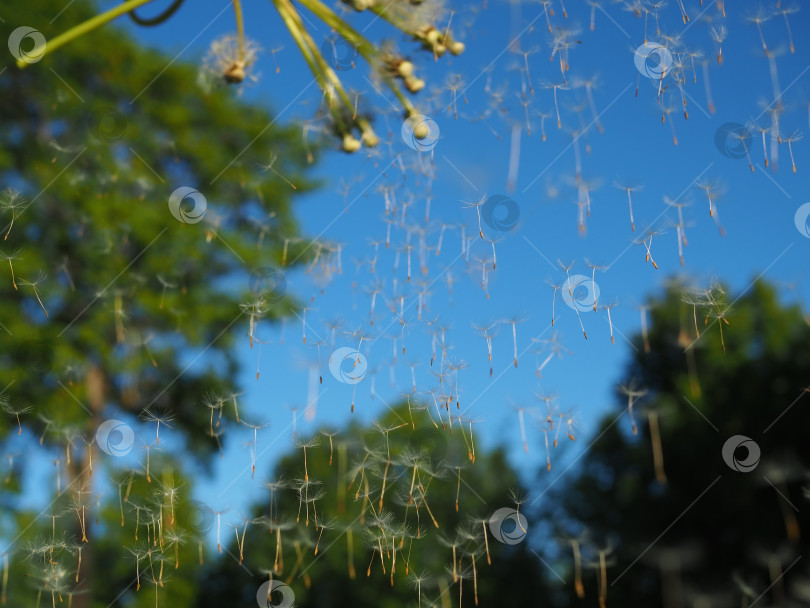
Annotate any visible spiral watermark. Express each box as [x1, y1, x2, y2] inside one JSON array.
[[561, 275, 600, 312], [8, 26, 46, 64], [482, 195, 520, 232], [329, 347, 367, 384], [402, 114, 439, 152], [185, 500, 216, 535], [249, 266, 287, 302], [256, 580, 295, 608], [714, 123, 752, 160], [95, 419, 135, 457], [794, 203, 810, 238], [634, 42, 673, 79], [90, 106, 128, 143], [721, 435, 760, 473], [488, 507, 528, 545], [168, 187, 207, 224], [321, 35, 357, 71]]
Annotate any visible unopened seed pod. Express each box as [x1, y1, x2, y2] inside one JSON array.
[[397, 60, 414, 78], [342, 134, 362, 153]]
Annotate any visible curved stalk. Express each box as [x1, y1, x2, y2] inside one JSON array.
[[16, 0, 157, 69], [297, 0, 416, 116]]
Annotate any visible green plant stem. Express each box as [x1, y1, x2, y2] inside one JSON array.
[[272, 0, 349, 133], [296, 0, 415, 116], [233, 0, 245, 61], [16, 0, 157, 69], [367, 2, 421, 37], [282, 1, 355, 113], [296, 0, 378, 59]]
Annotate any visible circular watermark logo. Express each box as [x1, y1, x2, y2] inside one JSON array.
[[721, 435, 760, 473], [561, 275, 600, 312], [95, 419, 135, 457], [321, 35, 357, 71], [256, 580, 295, 608], [90, 106, 128, 143], [634, 42, 673, 79], [488, 507, 528, 545], [185, 500, 216, 536], [793, 202, 810, 238], [402, 114, 439, 152], [329, 347, 368, 384], [249, 267, 287, 302], [714, 123, 752, 159], [168, 187, 207, 224], [8, 26, 46, 64], [482, 195, 520, 232]]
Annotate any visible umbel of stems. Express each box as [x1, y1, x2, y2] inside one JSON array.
[[21, 0, 464, 153]]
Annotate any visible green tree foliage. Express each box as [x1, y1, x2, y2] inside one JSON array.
[[548, 280, 810, 607], [198, 402, 554, 608], [0, 0, 315, 604]]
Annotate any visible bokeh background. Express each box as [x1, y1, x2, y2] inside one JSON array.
[[2, 0, 810, 606]]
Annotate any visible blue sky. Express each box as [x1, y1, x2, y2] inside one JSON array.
[[15, 0, 810, 540]]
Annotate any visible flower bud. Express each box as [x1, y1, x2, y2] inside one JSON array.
[[224, 61, 246, 84], [448, 41, 465, 55], [412, 122, 430, 140], [404, 76, 425, 93], [362, 128, 380, 148], [342, 134, 362, 153], [397, 60, 414, 78]]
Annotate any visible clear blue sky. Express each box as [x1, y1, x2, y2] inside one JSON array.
[[19, 0, 810, 537]]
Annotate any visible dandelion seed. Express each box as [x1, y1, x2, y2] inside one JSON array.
[[0, 190, 30, 241], [472, 321, 498, 377], [558, 533, 587, 598], [244, 421, 267, 479], [540, 0, 554, 32], [515, 405, 530, 454], [746, 9, 772, 57], [541, 81, 567, 130], [128, 547, 146, 592], [639, 305, 651, 353], [700, 60, 716, 114], [0, 249, 21, 291], [619, 381, 647, 435], [588, 545, 615, 608], [408, 571, 431, 608], [579, 76, 604, 134], [709, 25, 728, 63], [461, 196, 487, 239], [661, 105, 679, 146], [19, 272, 49, 318], [1, 398, 30, 436], [648, 410, 667, 484], [779, 5, 798, 53], [558, 259, 588, 339], [4, 453, 15, 484], [213, 510, 228, 554], [782, 130, 802, 173], [140, 409, 175, 446], [199, 33, 260, 89], [613, 182, 642, 232], [584, 259, 607, 312], [602, 301, 618, 344], [548, 280, 562, 326]]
